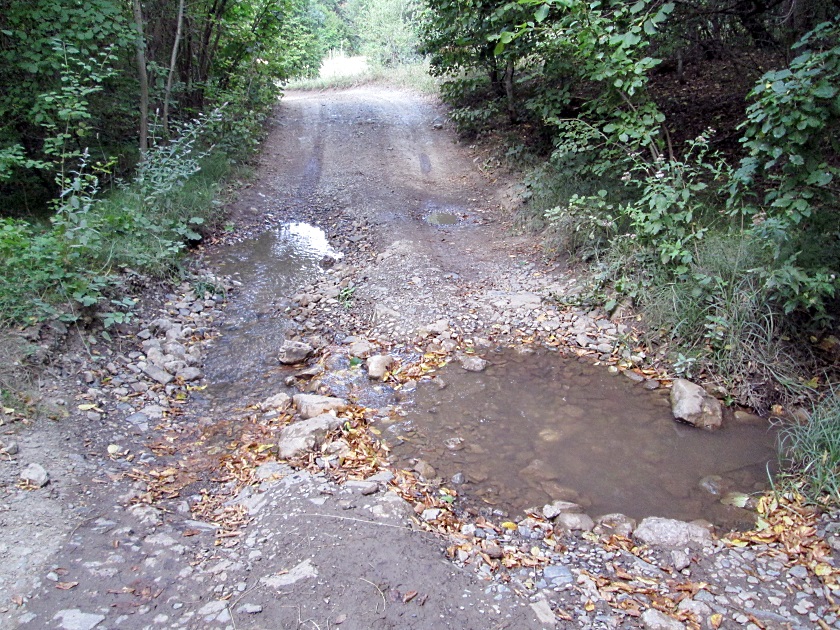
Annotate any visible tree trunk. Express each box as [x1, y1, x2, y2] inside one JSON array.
[[504, 58, 516, 123], [162, 0, 185, 137], [132, 0, 149, 155]]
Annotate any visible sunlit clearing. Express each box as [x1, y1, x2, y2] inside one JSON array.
[[319, 52, 369, 79]]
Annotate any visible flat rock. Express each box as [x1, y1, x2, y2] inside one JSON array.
[[367, 354, 395, 380], [177, 366, 203, 381], [237, 603, 263, 614], [278, 413, 343, 458], [293, 393, 348, 419], [20, 462, 49, 487], [261, 559, 318, 588], [458, 354, 488, 372], [259, 392, 291, 411], [278, 340, 313, 364], [141, 363, 173, 385], [529, 599, 556, 626], [634, 517, 712, 548], [670, 378, 723, 430], [53, 609, 106, 630], [641, 608, 686, 629]]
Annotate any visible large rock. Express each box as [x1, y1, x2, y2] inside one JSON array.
[[293, 394, 348, 419], [634, 517, 712, 548], [348, 339, 374, 358], [553, 512, 594, 532], [20, 462, 49, 487], [278, 340, 313, 365], [542, 500, 582, 519], [259, 393, 291, 412], [594, 513, 637, 538], [366, 355, 395, 380], [670, 378, 723, 430], [277, 413, 343, 459]]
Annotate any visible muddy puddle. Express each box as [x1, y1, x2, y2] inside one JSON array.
[[380, 349, 777, 529], [201, 222, 341, 407]]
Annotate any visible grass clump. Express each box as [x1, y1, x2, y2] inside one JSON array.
[[779, 390, 840, 504]]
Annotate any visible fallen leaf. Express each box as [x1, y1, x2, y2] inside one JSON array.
[[710, 613, 723, 628], [56, 582, 78, 590], [403, 590, 418, 603], [182, 529, 201, 537], [584, 601, 595, 612]]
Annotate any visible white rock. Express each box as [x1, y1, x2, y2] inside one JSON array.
[[458, 354, 487, 372], [366, 354, 395, 380], [529, 599, 556, 626], [277, 413, 343, 459], [20, 462, 49, 487], [594, 513, 636, 537], [278, 340, 313, 364], [53, 609, 106, 630], [293, 394, 348, 419], [261, 559, 318, 588], [259, 392, 291, 411], [670, 378, 723, 430], [542, 500, 582, 519], [553, 512, 594, 531], [641, 608, 686, 629], [634, 517, 712, 547]]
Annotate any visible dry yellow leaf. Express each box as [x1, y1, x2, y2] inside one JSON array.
[[710, 613, 723, 629]]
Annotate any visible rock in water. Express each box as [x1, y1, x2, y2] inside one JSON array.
[[278, 340, 313, 364], [366, 354, 395, 380], [458, 354, 488, 372], [670, 378, 723, 430]]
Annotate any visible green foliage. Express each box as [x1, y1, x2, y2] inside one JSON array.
[[352, 0, 422, 66], [730, 20, 840, 320], [779, 389, 840, 504]]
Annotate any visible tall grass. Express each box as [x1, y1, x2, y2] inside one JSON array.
[[779, 390, 840, 503]]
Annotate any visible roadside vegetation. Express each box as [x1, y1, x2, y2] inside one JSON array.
[[419, 0, 839, 503]]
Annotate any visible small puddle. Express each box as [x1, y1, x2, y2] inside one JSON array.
[[426, 212, 459, 226], [202, 222, 341, 406], [379, 349, 776, 529]]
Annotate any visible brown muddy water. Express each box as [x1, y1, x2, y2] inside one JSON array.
[[201, 222, 341, 407], [379, 349, 777, 530]]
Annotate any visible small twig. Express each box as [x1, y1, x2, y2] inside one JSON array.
[[360, 577, 387, 614], [302, 512, 418, 532]]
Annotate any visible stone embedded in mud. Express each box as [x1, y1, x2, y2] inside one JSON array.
[[277, 413, 343, 459], [20, 462, 49, 487], [594, 513, 637, 538], [670, 378, 723, 430], [52, 609, 106, 630], [366, 354, 395, 380], [634, 516, 713, 548], [542, 500, 582, 520], [293, 393, 348, 419], [259, 392, 291, 412], [261, 559, 318, 588], [278, 340, 313, 364], [458, 354, 488, 372]]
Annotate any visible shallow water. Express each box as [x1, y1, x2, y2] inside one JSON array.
[[381, 349, 777, 529], [202, 223, 340, 406]]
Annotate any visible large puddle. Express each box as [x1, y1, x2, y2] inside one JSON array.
[[202, 223, 341, 406], [380, 349, 777, 529]]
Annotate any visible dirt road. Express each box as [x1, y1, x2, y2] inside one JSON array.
[[2, 87, 836, 630]]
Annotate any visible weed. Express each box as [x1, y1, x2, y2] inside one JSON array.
[[779, 388, 840, 504], [338, 286, 355, 309]]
